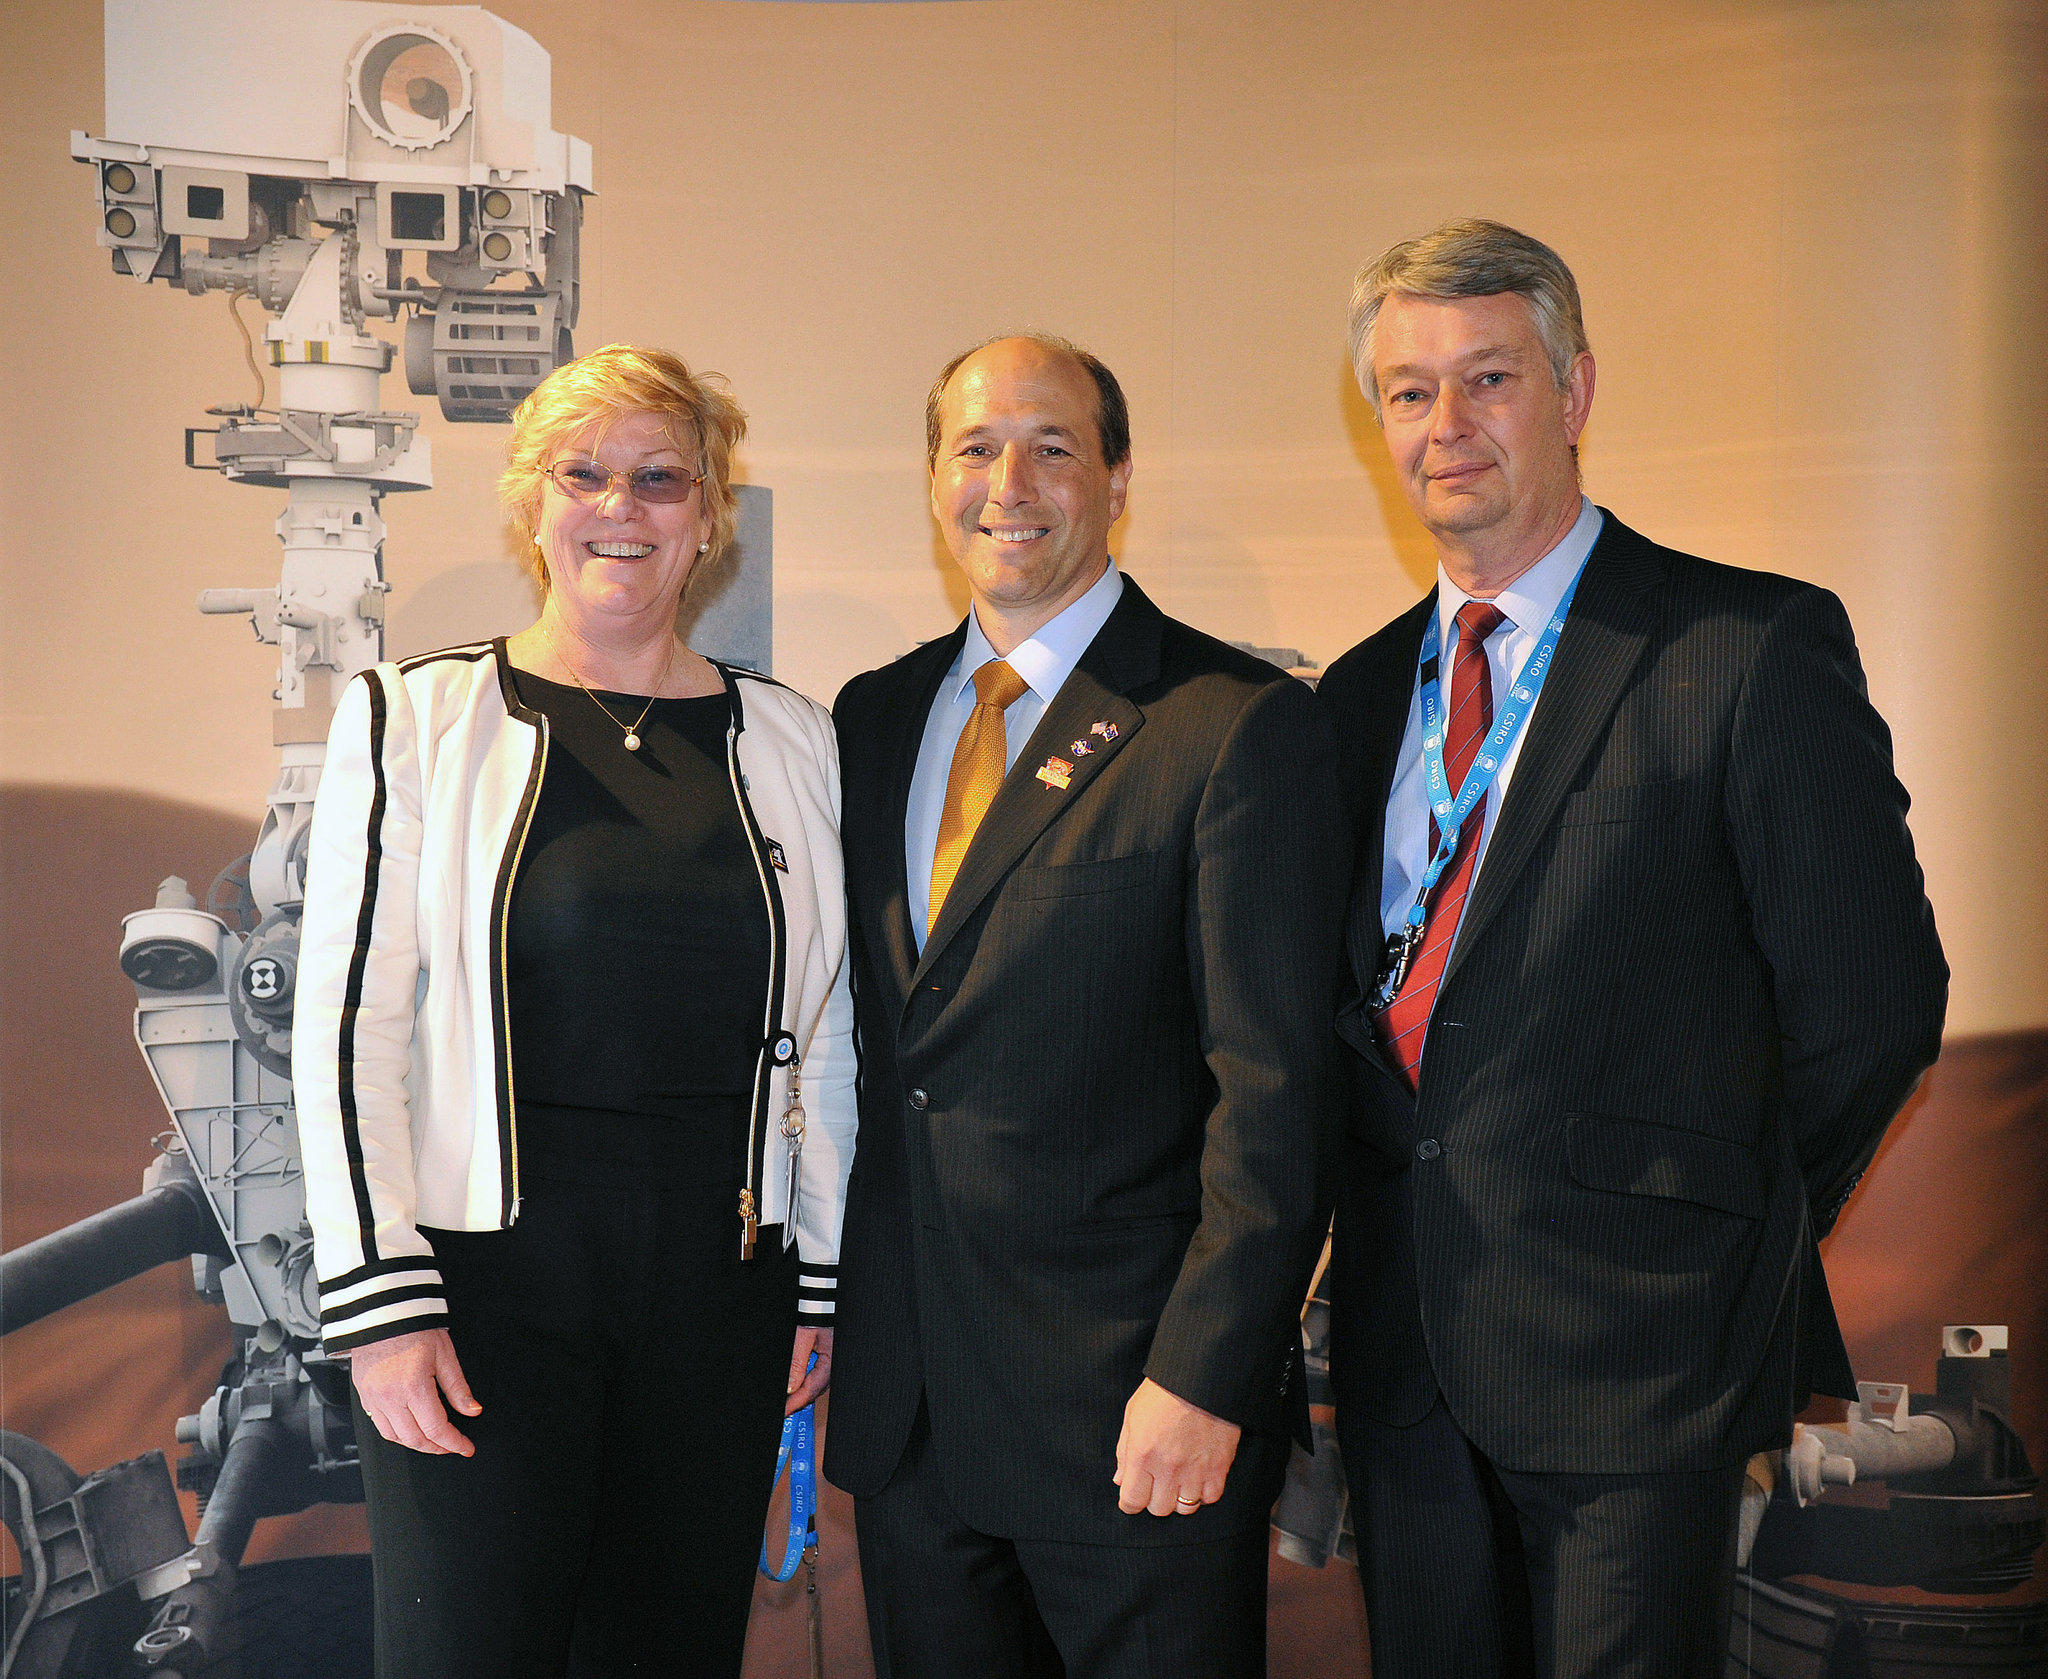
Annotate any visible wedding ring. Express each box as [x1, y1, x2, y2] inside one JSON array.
[[1175, 1494, 1201, 1507]]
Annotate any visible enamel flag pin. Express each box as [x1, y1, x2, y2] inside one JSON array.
[[1090, 720, 1118, 742], [1036, 755, 1074, 790]]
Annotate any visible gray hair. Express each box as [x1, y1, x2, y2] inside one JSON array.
[[1348, 219, 1589, 420]]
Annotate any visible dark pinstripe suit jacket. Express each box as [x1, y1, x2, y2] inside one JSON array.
[[821, 577, 1347, 1543], [1317, 513, 1947, 1474]]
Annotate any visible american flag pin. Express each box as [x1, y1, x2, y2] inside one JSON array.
[[1090, 720, 1118, 741], [1036, 756, 1074, 790], [1069, 738, 1095, 756]]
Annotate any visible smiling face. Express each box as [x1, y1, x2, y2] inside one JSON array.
[[1371, 291, 1595, 590], [534, 409, 711, 631], [929, 339, 1131, 646]]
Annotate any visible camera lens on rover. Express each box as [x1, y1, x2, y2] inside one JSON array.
[[482, 231, 513, 261], [481, 189, 513, 220], [389, 190, 447, 243], [120, 936, 217, 991], [358, 33, 465, 145], [105, 206, 138, 239], [104, 161, 137, 195]]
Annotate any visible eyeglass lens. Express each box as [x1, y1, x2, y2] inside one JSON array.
[[548, 460, 701, 503]]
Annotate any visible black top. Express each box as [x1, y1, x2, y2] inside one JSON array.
[[504, 667, 770, 1173]]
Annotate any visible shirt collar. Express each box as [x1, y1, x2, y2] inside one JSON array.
[[949, 560, 1125, 705], [1437, 497, 1603, 641]]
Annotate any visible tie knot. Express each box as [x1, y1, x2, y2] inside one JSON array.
[[971, 659, 1030, 711], [1456, 601, 1508, 645]]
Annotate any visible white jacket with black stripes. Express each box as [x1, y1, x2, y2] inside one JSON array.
[[294, 641, 857, 1353]]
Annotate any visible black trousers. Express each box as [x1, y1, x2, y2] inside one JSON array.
[[352, 1166, 798, 1679], [853, 1400, 1272, 1679], [1337, 1397, 1746, 1679]]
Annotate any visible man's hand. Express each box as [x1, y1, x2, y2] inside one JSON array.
[[786, 1326, 834, 1415], [1113, 1376, 1241, 1516], [349, 1327, 481, 1456]]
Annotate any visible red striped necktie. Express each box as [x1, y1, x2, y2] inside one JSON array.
[[1375, 600, 1509, 1092]]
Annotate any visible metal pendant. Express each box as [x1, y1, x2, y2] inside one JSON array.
[[623, 731, 641, 751], [1373, 921, 1427, 1009]]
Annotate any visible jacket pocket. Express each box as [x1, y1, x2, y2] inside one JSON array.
[[1557, 780, 1682, 826], [1565, 1113, 1765, 1219], [1011, 850, 1162, 899]]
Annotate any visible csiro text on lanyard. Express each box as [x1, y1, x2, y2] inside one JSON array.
[[1373, 570, 1584, 1009], [760, 1375, 827, 1674], [762, 1361, 818, 1585]]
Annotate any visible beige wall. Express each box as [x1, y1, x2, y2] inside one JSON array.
[[3, 0, 2042, 1031]]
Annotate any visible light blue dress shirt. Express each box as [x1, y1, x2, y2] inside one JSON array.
[[906, 561, 1126, 952], [1379, 498, 1604, 942]]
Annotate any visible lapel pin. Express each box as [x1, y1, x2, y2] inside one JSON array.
[[1090, 720, 1118, 742], [1036, 756, 1074, 790], [1069, 738, 1095, 757]]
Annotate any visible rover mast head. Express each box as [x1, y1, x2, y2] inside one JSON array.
[[72, 0, 593, 425]]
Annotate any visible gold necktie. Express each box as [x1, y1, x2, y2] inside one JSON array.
[[929, 659, 1031, 932]]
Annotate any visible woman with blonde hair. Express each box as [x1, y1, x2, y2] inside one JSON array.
[[293, 344, 855, 1677]]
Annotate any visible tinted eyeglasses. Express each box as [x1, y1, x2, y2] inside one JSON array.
[[543, 459, 705, 504]]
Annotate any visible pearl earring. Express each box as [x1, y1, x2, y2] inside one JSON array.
[[697, 541, 710, 553]]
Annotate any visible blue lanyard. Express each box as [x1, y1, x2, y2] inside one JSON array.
[[1413, 570, 1582, 904], [761, 1386, 818, 1583], [1375, 569, 1583, 1007]]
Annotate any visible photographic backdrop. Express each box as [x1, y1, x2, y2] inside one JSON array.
[[3, 2, 2044, 1672]]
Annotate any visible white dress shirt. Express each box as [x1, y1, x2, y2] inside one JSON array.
[[906, 561, 1126, 952], [1379, 498, 1604, 942]]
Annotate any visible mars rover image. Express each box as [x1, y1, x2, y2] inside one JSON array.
[[3, 5, 593, 1671]]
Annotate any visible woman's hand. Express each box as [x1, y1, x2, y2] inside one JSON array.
[[349, 1328, 482, 1456], [785, 1326, 833, 1415]]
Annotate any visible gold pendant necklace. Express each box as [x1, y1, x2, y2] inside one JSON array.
[[539, 625, 677, 752]]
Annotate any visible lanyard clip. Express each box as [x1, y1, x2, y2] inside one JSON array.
[[780, 1058, 806, 1147], [1373, 919, 1428, 1009]]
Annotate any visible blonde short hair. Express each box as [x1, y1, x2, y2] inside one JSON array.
[[1348, 219, 1589, 421], [499, 344, 748, 592]]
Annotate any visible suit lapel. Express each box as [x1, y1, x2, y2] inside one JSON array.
[[913, 581, 1164, 984], [1334, 594, 1433, 1083], [1441, 517, 1666, 990], [873, 627, 966, 1001]]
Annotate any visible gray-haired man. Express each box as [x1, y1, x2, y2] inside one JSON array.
[[1317, 219, 1946, 1675]]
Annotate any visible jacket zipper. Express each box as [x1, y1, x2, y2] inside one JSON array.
[[725, 689, 789, 1261], [494, 711, 549, 1225]]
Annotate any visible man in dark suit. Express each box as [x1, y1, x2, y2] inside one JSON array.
[[824, 334, 1345, 1677], [1317, 220, 1948, 1676]]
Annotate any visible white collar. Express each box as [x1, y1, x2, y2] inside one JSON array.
[[949, 560, 1126, 705]]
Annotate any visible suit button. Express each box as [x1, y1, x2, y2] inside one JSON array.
[[1415, 1138, 1441, 1160], [908, 1088, 929, 1110]]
